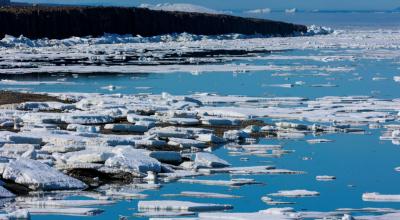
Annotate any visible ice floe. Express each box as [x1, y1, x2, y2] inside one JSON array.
[[362, 192, 400, 202], [3, 158, 87, 190], [269, 189, 320, 197], [163, 191, 240, 199], [137, 200, 233, 212]]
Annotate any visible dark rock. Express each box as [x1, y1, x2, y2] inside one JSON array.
[[0, 6, 307, 39]]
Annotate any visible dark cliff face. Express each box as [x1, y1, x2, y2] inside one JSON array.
[[0, 6, 307, 39]]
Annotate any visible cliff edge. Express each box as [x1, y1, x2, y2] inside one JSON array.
[[0, 6, 307, 39]]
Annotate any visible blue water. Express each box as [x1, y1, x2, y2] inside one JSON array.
[[3, 49, 400, 99], [1, 12, 400, 220]]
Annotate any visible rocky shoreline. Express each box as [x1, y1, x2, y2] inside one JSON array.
[[0, 6, 307, 39]]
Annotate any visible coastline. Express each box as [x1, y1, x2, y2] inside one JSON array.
[[0, 6, 307, 39]]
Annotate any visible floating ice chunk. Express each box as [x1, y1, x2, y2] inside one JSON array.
[[285, 8, 297, 13], [21, 112, 63, 124], [25, 207, 103, 216], [61, 114, 114, 124], [391, 130, 400, 138], [164, 191, 240, 199], [267, 84, 294, 88], [168, 138, 206, 149], [316, 175, 336, 181], [261, 125, 277, 132], [148, 127, 192, 139], [336, 207, 399, 213], [179, 178, 259, 187], [104, 123, 148, 132], [135, 211, 195, 217], [200, 117, 241, 126], [242, 125, 261, 134], [127, 114, 158, 123], [41, 143, 85, 153], [160, 170, 202, 181], [67, 124, 100, 133], [223, 130, 250, 141], [138, 200, 233, 212], [0, 209, 30, 220], [104, 190, 147, 199], [276, 132, 305, 139], [352, 213, 400, 219], [0, 143, 37, 158], [307, 139, 334, 144], [64, 149, 114, 163], [261, 196, 295, 205], [18, 200, 115, 208], [362, 192, 400, 202], [194, 152, 231, 168], [310, 83, 337, 87], [269, 190, 320, 197], [167, 118, 200, 125], [168, 110, 198, 119], [227, 144, 282, 151], [132, 183, 162, 190], [0, 185, 15, 198], [195, 134, 225, 144], [372, 77, 388, 81], [275, 122, 308, 130], [2, 158, 87, 190], [306, 25, 334, 35], [105, 148, 161, 173], [199, 209, 294, 220], [6, 133, 42, 145], [199, 166, 302, 175], [55, 162, 103, 171], [18, 102, 75, 111]]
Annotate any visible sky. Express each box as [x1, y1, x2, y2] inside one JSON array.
[[13, 0, 400, 11]]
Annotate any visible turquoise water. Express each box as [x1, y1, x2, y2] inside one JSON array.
[[1, 12, 400, 220]]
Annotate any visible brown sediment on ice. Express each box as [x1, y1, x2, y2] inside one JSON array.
[[0, 91, 65, 105]]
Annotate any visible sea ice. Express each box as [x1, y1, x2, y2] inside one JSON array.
[[2, 158, 87, 190], [164, 191, 240, 199], [269, 190, 320, 197], [138, 200, 233, 212], [178, 178, 259, 187], [194, 152, 231, 168], [362, 192, 400, 202]]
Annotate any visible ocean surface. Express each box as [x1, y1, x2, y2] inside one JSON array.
[[1, 12, 400, 220]]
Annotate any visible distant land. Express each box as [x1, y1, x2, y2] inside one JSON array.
[[0, 5, 307, 39]]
